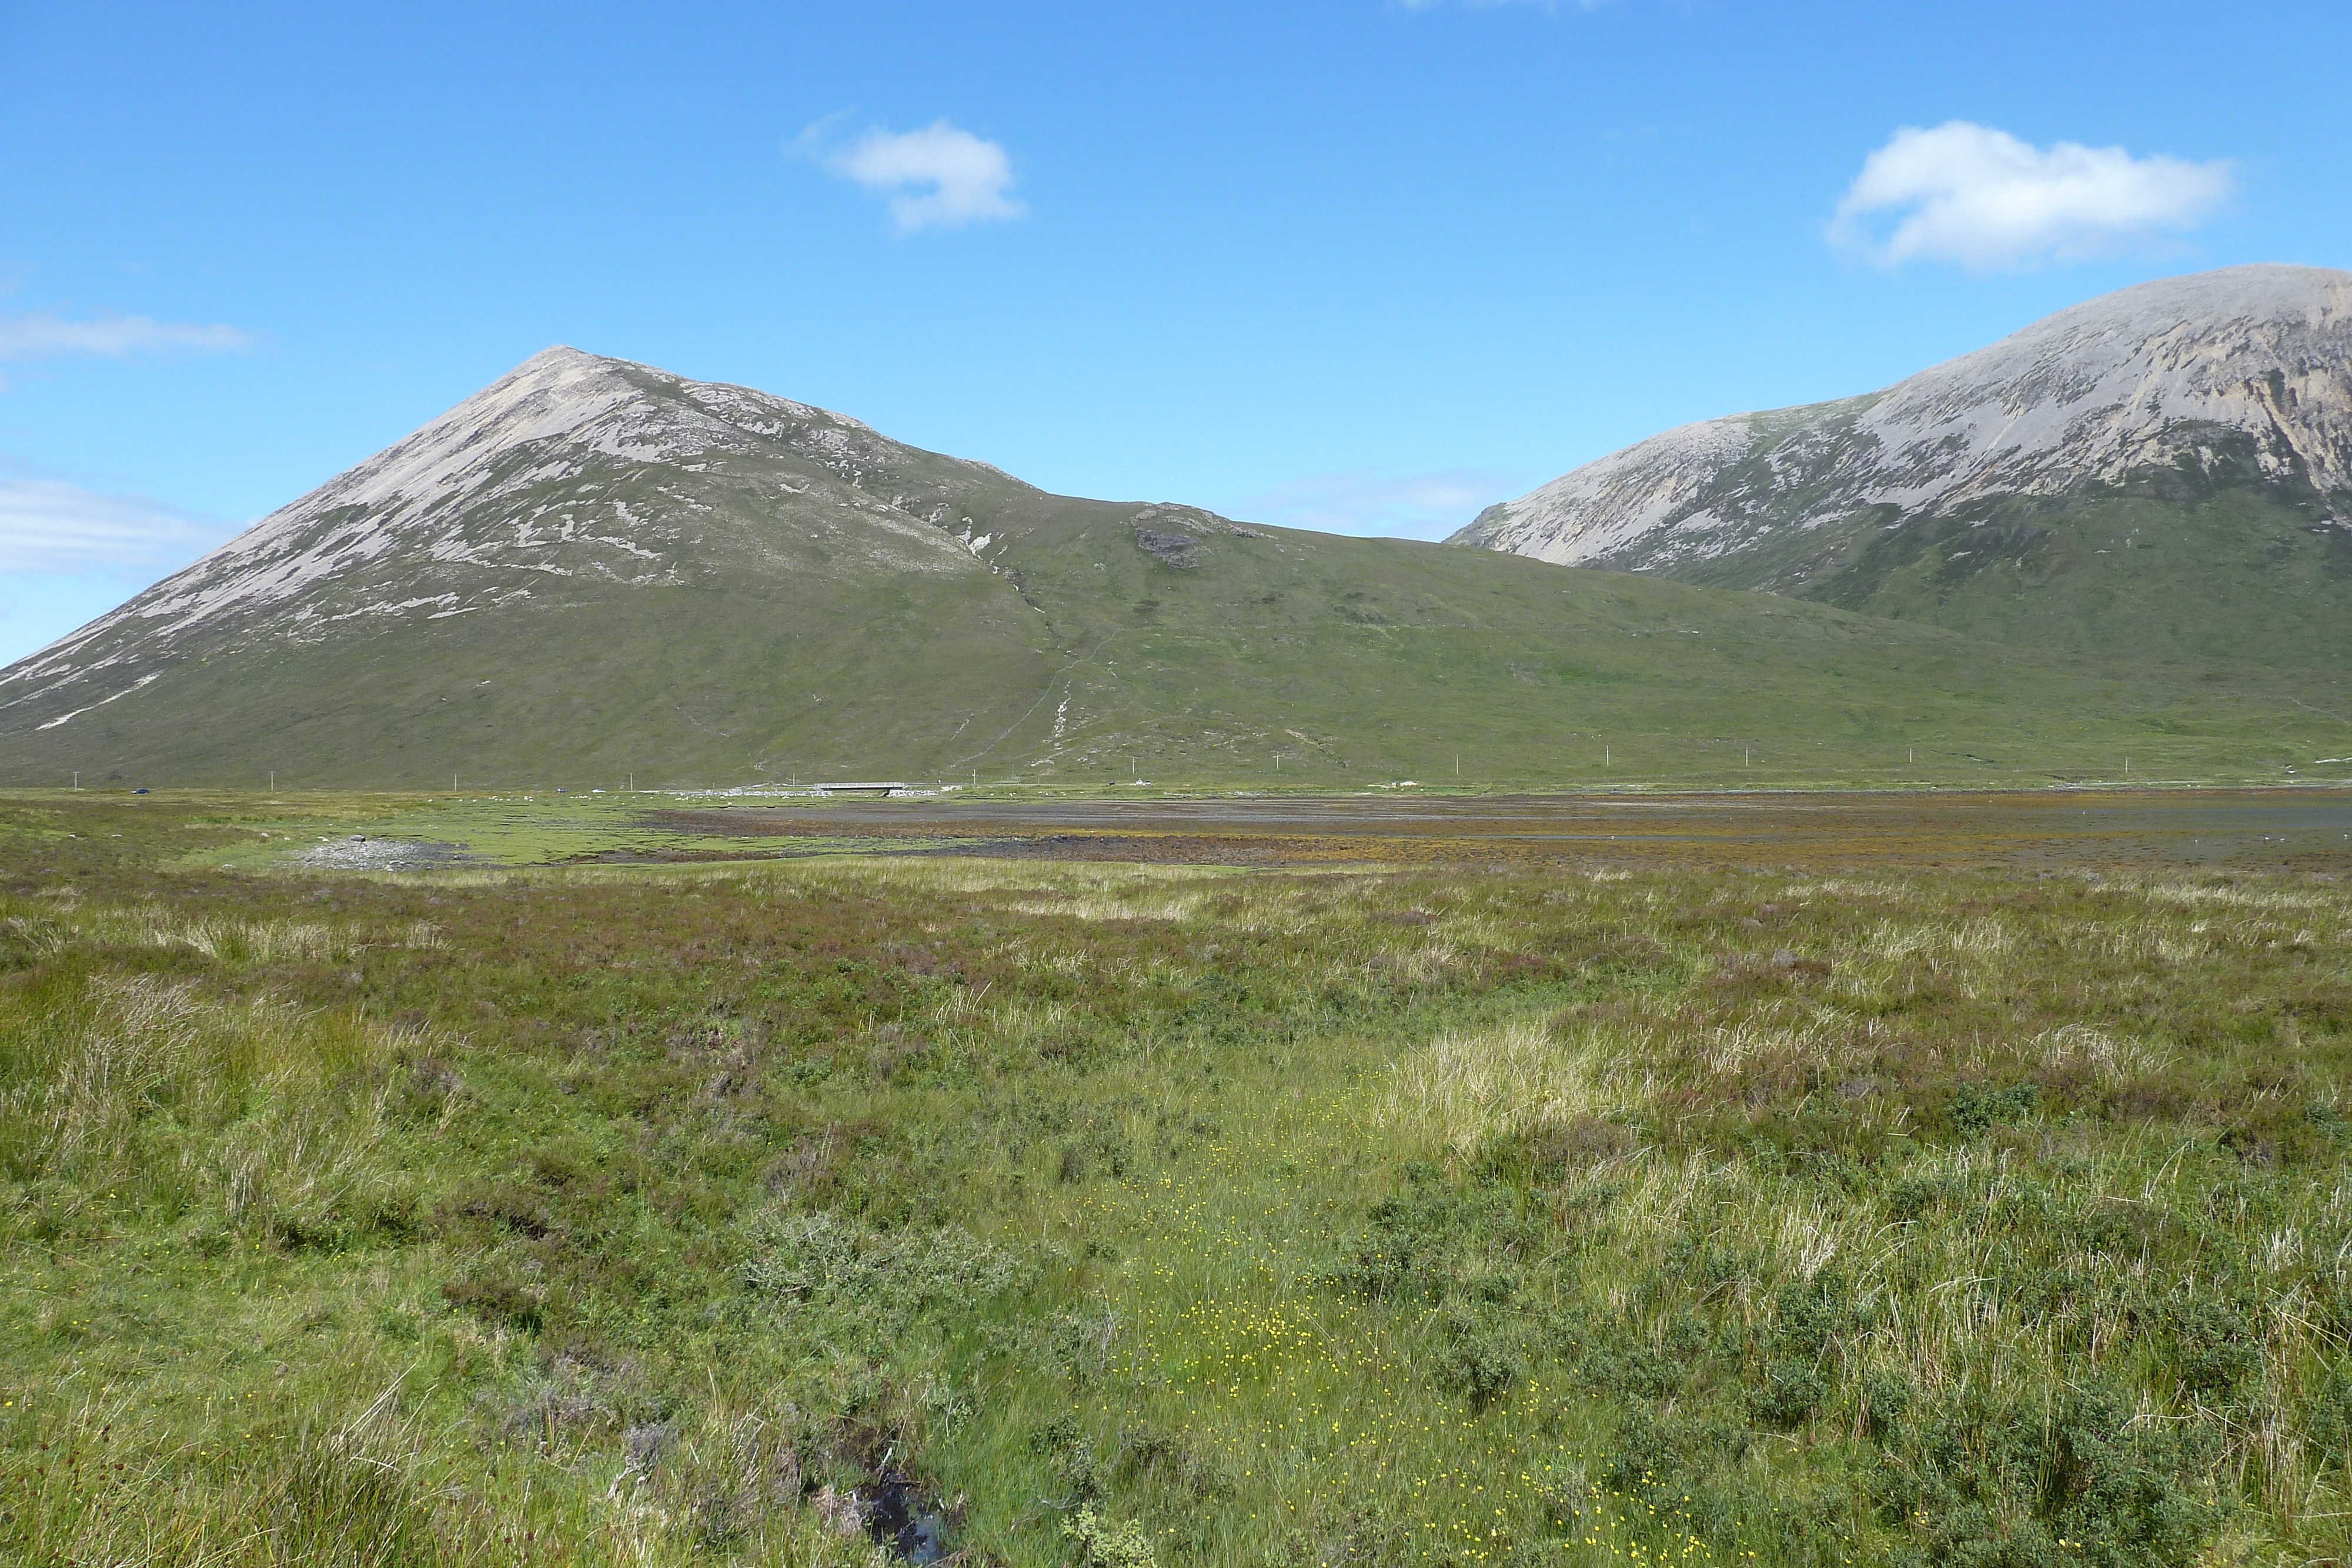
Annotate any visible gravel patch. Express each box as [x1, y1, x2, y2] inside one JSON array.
[[297, 835, 472, 870]]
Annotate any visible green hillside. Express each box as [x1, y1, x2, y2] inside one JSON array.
[[4, 348, 2348, 792], [9, 514, 2351, 791], [1667, 463, 2352, 671]]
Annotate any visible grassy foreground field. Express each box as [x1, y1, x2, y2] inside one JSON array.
[[4, 792, 2351, 1567]]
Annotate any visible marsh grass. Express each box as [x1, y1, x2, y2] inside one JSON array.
[[0, 972, 435, 1252], [2, 791, 2350, 1564], [1378, 1022, 1641, 1152]]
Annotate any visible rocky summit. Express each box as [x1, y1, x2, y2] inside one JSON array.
[[1452, 265, 2352, 665], [4, 345, 1022, 696]]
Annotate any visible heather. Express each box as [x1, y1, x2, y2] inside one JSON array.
[[3, 791, 2350, 1566]]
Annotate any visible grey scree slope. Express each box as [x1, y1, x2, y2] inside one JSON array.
[[1452, 265, 2352, 579], [0, 347, 1096, 780]]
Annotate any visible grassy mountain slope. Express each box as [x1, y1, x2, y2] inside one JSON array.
[[12, 511, 2351, 790], [4, 349, 2349, 790], [1452, 266, 2352, 669], [1637, 454, 2352, 671]]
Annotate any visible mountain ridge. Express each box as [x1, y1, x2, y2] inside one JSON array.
[[2, 342, 2344, 789], [1451, 265, 2352, 665]]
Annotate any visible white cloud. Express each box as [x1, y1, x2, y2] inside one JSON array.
[[818, 121, 1024, 233], [1234, 469, 1519, 541], [1830, 122, 2234, 272], [0, 312, 255, 362], [0, 475, 235, 572]]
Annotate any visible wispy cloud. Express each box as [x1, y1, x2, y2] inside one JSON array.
[[1234, 469, 1518, 541], [0, 474, 234, 572], [806, 120, 1025, 233], [1830, 122, 2234, 272], [0, 312, 256, 362]]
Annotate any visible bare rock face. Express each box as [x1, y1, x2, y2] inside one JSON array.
[[1133, 527, 1201, 567], [0, 347, 1035, 744], [1454, 264, 2352, 586], [1130, 502, 1262, 569], [2, 355, 993, 705]]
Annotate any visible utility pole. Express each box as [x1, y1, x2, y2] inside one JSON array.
[[72, 771, 80, 791], [1605, 745, 1611, 767]]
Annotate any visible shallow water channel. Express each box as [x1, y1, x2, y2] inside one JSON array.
[[652, 787, 2352, 874]]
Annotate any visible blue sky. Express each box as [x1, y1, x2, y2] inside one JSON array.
[[3, 0, 2348, 667]]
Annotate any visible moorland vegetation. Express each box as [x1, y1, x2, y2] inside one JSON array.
[[2, 791, 2350, 1566]]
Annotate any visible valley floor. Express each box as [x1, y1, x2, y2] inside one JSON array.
[[3, 790, 2350, 1567]]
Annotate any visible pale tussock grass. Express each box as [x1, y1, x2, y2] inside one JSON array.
[[1856, 916, 2014, 961], [1693, 1016, 1838, 1076], [967, 995, 1076, 1052], [2140, 880, 2329, 912], [2033, 1021, 2174, 1084], [2075, 916, 2214, 965], [1003, 891, 1214, 924], [1376, 1020, 1639, 1154], [775, 854, 1220, 901], [0, 912, 71, 959], [31, 901, 449, 964], [0, 974, 423, 1243], [1778, 878, 1912, 902], [169, 916, 351, 962], [1766, 1194, 1850, 1282], [1363, 941, 1462, 984]]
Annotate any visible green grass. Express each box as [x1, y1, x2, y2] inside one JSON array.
[[1647, 467, 2352, 673], [9, 493, 2351, 794], [13, 349, 2348, 798], [4, 791, 2351, 1566]]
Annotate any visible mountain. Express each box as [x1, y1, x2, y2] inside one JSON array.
[[1, 347, 2341, 790], [1451, 265, 2352, 666]]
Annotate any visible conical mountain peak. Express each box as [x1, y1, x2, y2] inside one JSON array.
[[0, 349, 1009, 719]]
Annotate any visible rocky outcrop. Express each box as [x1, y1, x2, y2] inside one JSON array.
[[1454, 265, 2352, 574]]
